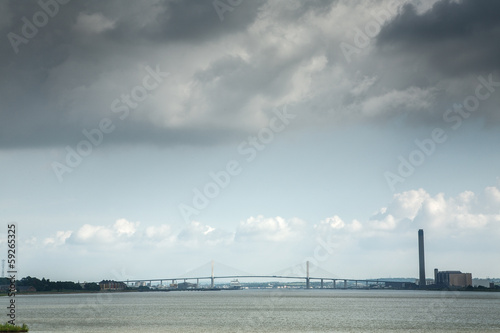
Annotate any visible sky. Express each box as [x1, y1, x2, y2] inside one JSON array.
[[1, 0, 500, 282]]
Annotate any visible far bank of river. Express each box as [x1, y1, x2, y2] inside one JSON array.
[[2, 284, 499, 297], [9, 289, 500, 333]]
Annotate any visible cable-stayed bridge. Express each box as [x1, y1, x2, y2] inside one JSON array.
[[119, 261, 408, 289]]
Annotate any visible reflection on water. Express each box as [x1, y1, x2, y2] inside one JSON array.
[[13, 289, 500, 332]]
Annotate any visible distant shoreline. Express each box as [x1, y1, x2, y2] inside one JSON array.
[[1, 285, 499, 297]]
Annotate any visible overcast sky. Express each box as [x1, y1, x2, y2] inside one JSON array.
[[1, 0, 500, 282]]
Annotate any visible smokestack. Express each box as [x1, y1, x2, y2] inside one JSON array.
[[418, 229, 426, 287]]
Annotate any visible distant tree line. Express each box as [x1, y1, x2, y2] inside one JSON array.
[[0, 276, 100, 292]]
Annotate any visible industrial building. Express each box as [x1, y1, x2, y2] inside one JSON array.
[[177, 282, 197, 290], [434, 269, 472, 288], [417, 229, 473, 289]]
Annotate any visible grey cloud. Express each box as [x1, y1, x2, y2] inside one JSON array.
[[3, 0, 500, 150], [0, 0, 266, 149], [376, 0, 500, 76], [102, 0, 267, 42], [268, 0, 337, 22], [1, 0, 338, 149]]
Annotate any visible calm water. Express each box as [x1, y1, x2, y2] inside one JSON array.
[[10, 289, 500, 332]]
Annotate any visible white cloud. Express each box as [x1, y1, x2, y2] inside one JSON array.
[[72, 224, 115, 244], [143, 224, 175, 249], [145, 224, 172, 239], [318, 215, 345, 230], [66, 218, 139, 245], [43, 231, 72, 247], [358, 186, 500, 238], [360, 87, 434, 118], [350, 75, 377, 97], [314, 185, 500, 252], [485, 186, 500, 202], [177, 221, 234, 247], [30, 183, 500, 279], [41, 185, 500, 252], [366, 189, 429, 231], [114, 218, 139, 237], [315, 215, 362, 234], [482, 186, 500, 213], [369, 214, 398, 231], [236, 215, 306, 242]]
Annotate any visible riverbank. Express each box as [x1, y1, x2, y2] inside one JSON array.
[[2, 285, 499, 297], [0, 322, 28, 332]]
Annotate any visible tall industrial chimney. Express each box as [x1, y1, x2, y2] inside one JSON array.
[[418, 229, 426, 287]]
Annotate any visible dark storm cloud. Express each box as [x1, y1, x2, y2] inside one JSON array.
[[102, 0, 267, 42], [272, 0, 337, 21], [0, 0, 265, 149], [0, 0, 340, 149], [1, 0, 265, 45], [376, 0, 500, 76], [8, 0, 499, 150]]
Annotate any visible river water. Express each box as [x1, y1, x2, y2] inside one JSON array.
[[10, 289, 500, 332]]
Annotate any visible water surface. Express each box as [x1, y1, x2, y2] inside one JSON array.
[[12, 289, 500, 332]]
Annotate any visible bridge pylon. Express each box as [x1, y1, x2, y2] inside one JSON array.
[[211, 260, 215, 288], [306, 260, 310, 289]]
